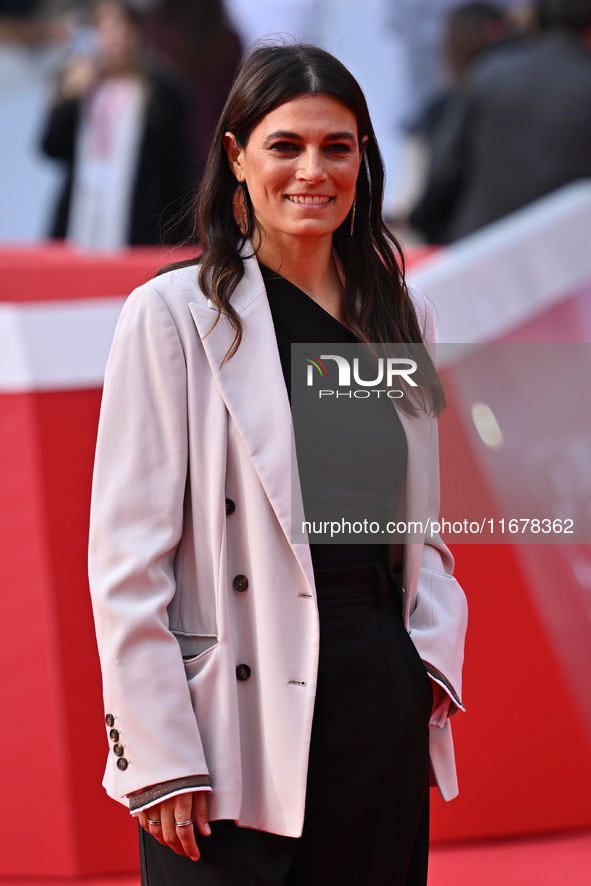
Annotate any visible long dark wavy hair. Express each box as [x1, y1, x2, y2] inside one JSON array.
[[162, 43, 445, 416]]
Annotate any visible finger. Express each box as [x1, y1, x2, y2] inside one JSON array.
[[174, 816, 200, 861], [140, 808, 167, 846], [173, 795, 201, 860], [160, 797, 199, 860], [160, 807, 181, 850], [192, 791, 211, 837]]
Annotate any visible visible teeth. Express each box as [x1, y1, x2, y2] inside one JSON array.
[[287, 195, 331, 205]]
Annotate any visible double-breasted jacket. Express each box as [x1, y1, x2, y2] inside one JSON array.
[[88, 252, 468, 837]]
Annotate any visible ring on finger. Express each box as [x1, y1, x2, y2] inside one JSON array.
[[174, 819, 194, 827], [147, 818, 161, 825]]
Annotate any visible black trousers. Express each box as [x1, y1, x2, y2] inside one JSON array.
[[140, 560, 432, 885]]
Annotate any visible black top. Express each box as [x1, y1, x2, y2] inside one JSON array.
[[261, 263, 407, 571]]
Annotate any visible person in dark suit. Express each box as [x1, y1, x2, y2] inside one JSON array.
[[410, 0, 591, 242], [41, 0, 192, 248], [145, 0, 243, 191], [408, 1, 512, 243]]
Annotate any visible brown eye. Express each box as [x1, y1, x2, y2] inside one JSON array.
[[325, 143, 353, 154], [270, 142, 299, 153]]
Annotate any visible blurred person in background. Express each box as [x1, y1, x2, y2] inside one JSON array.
[[409, 0, 591, 242], [0, 1, 73, 243], [384, 1, 519, 156], [146, 0, 242, 189], [417, 1, 512, 142], [409, 1, 512, 243], [40, 0, 191, 249]]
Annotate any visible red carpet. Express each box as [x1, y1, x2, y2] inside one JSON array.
[[0, 829, 589, 885], [429, 829, 591, 884]]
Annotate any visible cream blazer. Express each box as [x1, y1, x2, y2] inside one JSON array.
[[88, 253, 468, 838]]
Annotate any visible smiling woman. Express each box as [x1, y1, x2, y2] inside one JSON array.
[[222, 93, 367, 323], [224, 94, 364, 233], [88, 42, 467, 886]]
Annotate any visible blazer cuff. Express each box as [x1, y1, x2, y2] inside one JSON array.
[[128, 775, 211, 814], [423, 661, 465, 718]]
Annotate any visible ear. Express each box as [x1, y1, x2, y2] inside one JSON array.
[[223, 131, 245, 182]]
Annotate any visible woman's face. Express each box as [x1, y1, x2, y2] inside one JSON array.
[[224, 93, 367, 247], [95, 2, 141, 74]]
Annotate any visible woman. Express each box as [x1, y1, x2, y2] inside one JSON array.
[[89, 43, 468, 886], [41, 0, 191, 248]]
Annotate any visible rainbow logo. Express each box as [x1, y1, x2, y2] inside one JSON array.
[[303, 353, 329, 378]]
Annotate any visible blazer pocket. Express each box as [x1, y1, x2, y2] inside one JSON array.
[[171, 631, 219, 679]]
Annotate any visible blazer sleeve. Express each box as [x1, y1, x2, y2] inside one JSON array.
[[88, 282, 209, 805], [407, 288, 468, 718], [407, 438, 468, 719]]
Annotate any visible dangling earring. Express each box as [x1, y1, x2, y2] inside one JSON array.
[[349, 187, 357, 237], [232, 183, 249, 236]]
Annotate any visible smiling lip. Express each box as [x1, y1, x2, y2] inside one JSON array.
[[285, 195, 333, 205]]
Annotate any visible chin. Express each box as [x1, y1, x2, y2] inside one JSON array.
[[290, 218, 345, 238]]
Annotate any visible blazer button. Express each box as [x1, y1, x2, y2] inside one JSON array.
[[225, 498, 236, 515], [109, 729, 120, 742], [236, 663, 251, 681], [117, 758, 129, 771], [113, 743, 125, 757], [233, 574, 249, 592], [393, 564, 402, 574], [105, 713, 115, 727]]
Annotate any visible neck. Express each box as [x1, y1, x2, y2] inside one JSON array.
[[255, 232, 345, 323]]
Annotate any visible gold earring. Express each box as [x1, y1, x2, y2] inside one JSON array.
[[232, 183, 249, 236], [349, 187, 357, 237]]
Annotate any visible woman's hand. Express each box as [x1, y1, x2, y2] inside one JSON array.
[[59, 59, 98, 99], [138, 791, 211, 861]]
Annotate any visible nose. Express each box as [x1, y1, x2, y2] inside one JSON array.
[[296, 148, 327, 183]]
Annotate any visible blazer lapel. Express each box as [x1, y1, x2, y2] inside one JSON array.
[[188, 252, 315, 590], [187, 251, 435, 602]]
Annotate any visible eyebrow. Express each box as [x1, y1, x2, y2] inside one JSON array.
[[264, 130, 357, 143]]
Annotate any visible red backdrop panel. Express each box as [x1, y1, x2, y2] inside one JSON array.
[[1, 246, 590, 878], [432, 390, 591, 841], [0, 243, 196, 302]]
